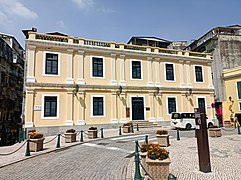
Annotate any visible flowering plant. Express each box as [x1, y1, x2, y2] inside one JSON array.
[[123, 122, 132, 127], [89, 127, 97, 130], [66, 129, 76, 133], [147, 145, 169, 160], [140, 142, 159, 152], [29, 132, 44, 139], [28, 129, 36, 133], [156, 130, 168, 135]]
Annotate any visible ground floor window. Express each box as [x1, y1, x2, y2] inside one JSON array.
[[167, 97, 176, 114], [92, 96, 104, 116], [44, 96, 57, 117], [197, 98, 206, 113]]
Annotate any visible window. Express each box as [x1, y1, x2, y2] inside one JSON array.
[[132, 61, 141, 79], [237, 82, 241, 99], [92, 57, 103, 77], [198, 98, 206, 113], [93, 97, 104, 116], [44, 96, 57, 117], [195, 66, 203, 82], [239, 103, 241, 111], [45, 53, 58, 75], [168, 97, 176, 114], [165, 64, 174, 81]]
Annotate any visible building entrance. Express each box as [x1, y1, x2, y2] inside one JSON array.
[[131, 97, 144, 120]]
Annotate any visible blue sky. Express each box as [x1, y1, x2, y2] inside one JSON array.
[[0, 0, 241, 48]]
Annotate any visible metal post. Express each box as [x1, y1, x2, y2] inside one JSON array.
[[134, 141, 142, 180], [80, 130, 84, 142], [131, 124, 134, 133], [56, 134, 60, 149], [177, 129, 180, 141], [119, 126, 122, 136], [238, 125, 241, 135], [136, 124, 139, 131], [101, 128, 104, 138], [25, 139, 30, 156], [145, 135, 148, 144], [195, 129, 197, 138]]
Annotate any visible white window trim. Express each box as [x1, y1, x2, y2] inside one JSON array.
[[196, 96, 207, 113], [41, 94, 60, 119], [164, 62, 176, 82], [43, 51, 61, 76], [130, 59, 143, 80], [166, 96, 178, 115], [236, 81, 241, 100], [129, 95, 146, 121], [90, 56, 105, 79], [238, 102, 241, 111], [194, 65, 204, 83], [91, 95, 106, 117]]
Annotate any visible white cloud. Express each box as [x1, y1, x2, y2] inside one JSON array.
[[57, 20, 66, 28], [0, 0, 38, 20], [72, 0, 94, 11]]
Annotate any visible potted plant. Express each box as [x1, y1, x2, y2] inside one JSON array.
[[146, 144, 171, 180], [29, 132, 44, 152], [122, 122, 132, 133], [209, 125, 222, 137], [224, 120, 231, 128], [65, 129, 76, 143], [88, 127, 98, 139], [156, 129, 170, 147]]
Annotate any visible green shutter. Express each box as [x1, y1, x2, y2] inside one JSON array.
[[237, 82, 241, 99]]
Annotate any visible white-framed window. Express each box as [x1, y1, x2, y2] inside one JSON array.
[[239, 102, 241, 111], [91, 95, 105, 117], [43, 51, 60, 76], [166, 96, 177, 114], [90, 56, 105, 79], [130, 59, 143, 80], [41, 94, 59, 119], [164, 63, 175, 81], [236, 81, 241, 100], [196, 96, 206, 113], [194, 65, 204, 83]]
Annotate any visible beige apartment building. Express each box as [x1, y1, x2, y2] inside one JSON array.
[[23, 29, 214, 128]]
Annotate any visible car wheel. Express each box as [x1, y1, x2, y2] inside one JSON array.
[[186, 124, 192, 130]]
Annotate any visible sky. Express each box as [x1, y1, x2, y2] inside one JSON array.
[[0, 0, 241, 48]]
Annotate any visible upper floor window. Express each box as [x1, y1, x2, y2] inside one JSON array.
[[44, 96, 57, 117], [195, 66, 203, 82], [45, 53, 58, 75], [131, 60, 141, 79], [165, 63, 174, 81], [92, 57, 103, 77], [167, 97, 176, 114], [237, 81, 241, 99]]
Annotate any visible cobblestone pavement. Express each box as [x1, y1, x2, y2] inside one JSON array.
[[0, 127, 240, 180]]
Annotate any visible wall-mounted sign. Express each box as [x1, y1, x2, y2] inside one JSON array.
[[146, 107, 150, 111], [33, 106, 41, 111]]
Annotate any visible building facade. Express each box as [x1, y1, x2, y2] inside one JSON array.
[[0, 34, 24, 145], [23, 30, 214, 128]]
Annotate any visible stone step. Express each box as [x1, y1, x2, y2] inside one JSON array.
[[131, 121, 158, 128]]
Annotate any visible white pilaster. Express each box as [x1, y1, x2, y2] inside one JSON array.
[[148, 57, 154, 86], [77, 50, 86, 85], [119, 55, 126, 86], [179, 60, 185, 87], [208, 63, 214, 88], [186, 61, 192, 87], [26, 45, 36, 82], [66, 49, 74, 84], [111, 54, 117, 85], [111, 91, 118, 123], [149, 92, 156, 122], [155, 58, 161, 87]]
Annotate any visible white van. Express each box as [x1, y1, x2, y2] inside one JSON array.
[[170, 112, 214, 130]]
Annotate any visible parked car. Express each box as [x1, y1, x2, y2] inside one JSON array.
[[170, 112, 215, 130]]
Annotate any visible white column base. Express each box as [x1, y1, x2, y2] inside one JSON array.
[[66, 120, 74, 126], [24, 122, 34, 128], [156, 82, 162, 87], [119, 80, 126, 86], [187, 83, 193, 88], [66, 78, 74, 84], [180, 83, 185, 87], [77, 79, 86, 85], [77, 120, 85, 125], [148, 82, 154, 86], [110, 80, 118, 85], [121, 118, 127, 123], [157, 117, 164, 122], [149, 117, 156, 122], [111, 118, 118, 123], [26, 76, 35, 83]]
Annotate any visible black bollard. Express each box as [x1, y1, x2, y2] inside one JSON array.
[[101, 128, 104, 138], [145, 135, 148, 144], [119, 126, 122, 135], [25, 139, 30, 156], [137, 124, 139, 131], [80, 130, 84, 142], [177, 129, 180, 140], [56, 134, 60, 149]]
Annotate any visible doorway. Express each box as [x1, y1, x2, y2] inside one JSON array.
[[131, 97, 144, 120]]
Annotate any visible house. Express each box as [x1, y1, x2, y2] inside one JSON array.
[[22, 29, 214, 131]]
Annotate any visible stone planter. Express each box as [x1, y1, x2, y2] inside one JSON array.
[[139, 152, 148, 175], [88, 130, 98, 139], [156, 134, 170, 147], [123, 126, 131, 133], [29, 138, 45, 152], [146, 157, 171, 180], [209, 128, 222, 137], [64, 133, 76, 143], [224, 121, 231, 128]]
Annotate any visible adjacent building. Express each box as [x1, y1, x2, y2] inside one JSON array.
[[0, 33, 24, 145], [23, 29, 214, 129]]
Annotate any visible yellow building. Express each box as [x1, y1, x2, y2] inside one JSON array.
[[23, 30, 214, 128], [222, 67, 241, 122]]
